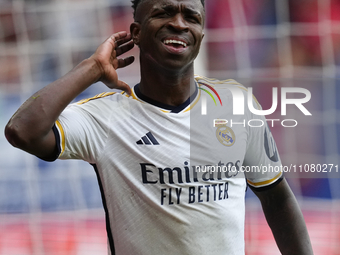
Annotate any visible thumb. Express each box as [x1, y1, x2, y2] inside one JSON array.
[[116, 80, 132, 96]]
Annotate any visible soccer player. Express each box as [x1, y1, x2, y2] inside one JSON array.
[[5, 0, 313, 254]]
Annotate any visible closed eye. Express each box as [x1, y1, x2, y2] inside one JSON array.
[[183, 9, 202, 24], [153, 11, 172, 18], [185, 14, 201, 24]]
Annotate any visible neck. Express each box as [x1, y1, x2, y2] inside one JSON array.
[[138, 61, 196, 107]]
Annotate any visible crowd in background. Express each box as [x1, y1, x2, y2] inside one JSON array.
[[0, 0, 339, 215]]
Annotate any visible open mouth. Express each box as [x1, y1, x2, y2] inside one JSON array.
[[162, 38, 189, 54], [163, 39, 187, 48]]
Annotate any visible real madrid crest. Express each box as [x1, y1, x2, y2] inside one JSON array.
[[216, 125, 236, 147]]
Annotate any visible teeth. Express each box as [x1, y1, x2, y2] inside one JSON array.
[[164, 39, 187, 47]]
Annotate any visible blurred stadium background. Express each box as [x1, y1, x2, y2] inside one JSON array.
[[1, 0, 340, 254]]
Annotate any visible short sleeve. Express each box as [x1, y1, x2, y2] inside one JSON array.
[[243, 95, 283, 190], [54, 101, 109, 163]]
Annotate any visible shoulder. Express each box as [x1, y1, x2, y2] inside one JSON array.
[[195, 75, 260, 104], [194, 74, 248, 98], [58, 92, 127, 124], [75, 91, 122, 106], [68, 91, 137, 112], [194, 75, 245, 89], [194, 75, 263, 115]]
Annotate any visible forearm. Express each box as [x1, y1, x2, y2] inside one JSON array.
[[252, 179, 313, 255], [5, 58, 100, 150], [5, 31, 134, 159]]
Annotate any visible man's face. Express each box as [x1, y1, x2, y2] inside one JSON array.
[[132, 0, 205, 71]]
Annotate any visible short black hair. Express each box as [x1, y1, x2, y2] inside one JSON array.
[[131, 0, 205, 18]]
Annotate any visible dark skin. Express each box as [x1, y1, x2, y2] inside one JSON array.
[[250, 181, 313, 254], [130, 0, 205, 106], [5, 0, 313, 254], [5, 31, 135, 160]]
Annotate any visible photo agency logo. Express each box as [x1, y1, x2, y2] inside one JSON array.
[[200, 85, 312, 128], [199, 83, 223, 115]]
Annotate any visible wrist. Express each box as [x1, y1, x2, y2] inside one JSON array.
[[77, 58, 103, 84]]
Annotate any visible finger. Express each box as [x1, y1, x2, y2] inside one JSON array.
[[116, 56, 135, 69], [106, 31, 129, 49], [110, 31, 128, 43], [114, 33, 132, 48], [106, 79, 132, 95], [115, 40, 135, 57]]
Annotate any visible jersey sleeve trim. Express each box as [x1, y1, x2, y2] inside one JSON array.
[[37, 124, 62, 162], [247, 171, 283, 188], [249, 176, 284, 192], [55, 120, 65, 157]]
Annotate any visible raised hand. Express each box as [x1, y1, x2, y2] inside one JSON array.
[[90, 31, 135, 94]]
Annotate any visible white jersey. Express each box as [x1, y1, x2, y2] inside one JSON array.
[[54, 75, 283, 255]]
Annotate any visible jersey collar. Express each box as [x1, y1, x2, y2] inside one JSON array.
[[133, 83, 199, 113]]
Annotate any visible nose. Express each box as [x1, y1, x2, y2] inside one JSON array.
[[167, 14, 189, 32]]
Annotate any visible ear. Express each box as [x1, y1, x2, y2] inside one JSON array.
[[130, 22, 141, 46]]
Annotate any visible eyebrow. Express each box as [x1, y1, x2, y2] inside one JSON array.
[[182, 6, 202, 16], [152, 4, 202, 18]]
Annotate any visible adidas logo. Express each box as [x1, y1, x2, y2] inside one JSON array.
[[136, 132, 160, 145]]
